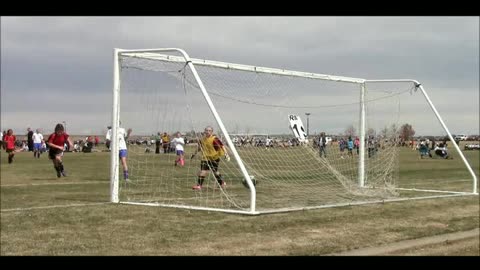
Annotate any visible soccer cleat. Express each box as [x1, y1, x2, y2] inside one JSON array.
[[192, 184, 202, 190], [56, 171, 61, 178], [61, 170, 67, 177]]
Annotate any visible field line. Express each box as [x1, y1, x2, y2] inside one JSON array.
[[1, 202, 109, 213], [1, 181, 107, 187]]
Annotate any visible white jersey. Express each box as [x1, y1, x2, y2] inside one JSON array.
[[266, 138, 272, 146], [105, 129, 112, 141], [33, 132, 43, 143], [171, 137, 185, 151], [118, 128, 128, 150]]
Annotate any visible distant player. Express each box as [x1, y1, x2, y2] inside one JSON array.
[[171, 132, 185, 167], [47, 123, 74, 178], [3, 129, 17, 164], [161, 132, 170, 153], [32, 129, 44, 158], [191, 126, 230, 190], [117, 125, 133, 182]]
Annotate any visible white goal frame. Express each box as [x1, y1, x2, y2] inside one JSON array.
[[110, 48, 478, 215]]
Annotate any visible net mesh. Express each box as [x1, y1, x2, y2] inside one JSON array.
[[115, 52, 471, 213]]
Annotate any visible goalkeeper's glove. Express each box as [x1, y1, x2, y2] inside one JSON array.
[[224, 155, 231, 162]]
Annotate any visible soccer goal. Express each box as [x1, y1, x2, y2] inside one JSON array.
[[110, 48, 478, 215]]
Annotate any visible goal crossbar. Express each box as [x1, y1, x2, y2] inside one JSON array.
[[120, 50, 366, 84]]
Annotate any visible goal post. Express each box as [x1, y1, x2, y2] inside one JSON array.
[[111, 48, 257, 214], [110, 48, 478, 215], [110, 48, 121, 203]]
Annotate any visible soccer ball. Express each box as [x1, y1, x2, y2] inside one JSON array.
[[241, 175, 257, 189]]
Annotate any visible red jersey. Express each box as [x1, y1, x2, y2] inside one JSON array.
[[212, 137, 224, 151], [48, 133, 70, 148], [3, 135, 16, 150]]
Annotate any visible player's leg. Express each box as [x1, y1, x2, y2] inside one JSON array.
[[34, 143, 39, 158], [174, 151, 179, 166], [193, 161, 208, 189], [50, 152, 61, 178], [211, 159, 225, 187], [56, 154, 67, 177], [177, 150, 184, 166], [179, 151, 185, 166], [119, 150, 129, 181], [7, 149, 14, 164]]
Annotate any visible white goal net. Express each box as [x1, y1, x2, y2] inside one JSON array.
[[110, 49, 477, 215]]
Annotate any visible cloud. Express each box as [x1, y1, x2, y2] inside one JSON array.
[[1, 16, 478, 135]]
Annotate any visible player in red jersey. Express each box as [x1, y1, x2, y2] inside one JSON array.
[[47, 123, 74, 178]]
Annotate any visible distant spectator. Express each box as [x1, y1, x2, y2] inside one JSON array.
[[318, 132, 328, 158], [82, 140, 93, 153], [339, 138, 346, 155], [368, 136, 376, 158], [154, 132, 161, 154], [347, 136, 354, 157], [354, 136, 360, 155], [419, 141, 432, 159], [434, 143, 452, 159], [72, 141, 80, 152], [27, 128, 34, 152], [94, 136, 99, 147], [22, 141, 29, 152], [105, 126, 112, 150]]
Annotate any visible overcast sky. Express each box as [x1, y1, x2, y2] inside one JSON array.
[[1, 16, 478, 136]]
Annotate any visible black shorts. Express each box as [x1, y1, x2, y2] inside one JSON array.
[[6, 149, 14, 153], [201, 159, 220, 172], [49, 148, 63, 159]]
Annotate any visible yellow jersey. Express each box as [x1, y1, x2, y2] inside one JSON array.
[[161, 135, 170, 143], [199, 135, 224, 161]]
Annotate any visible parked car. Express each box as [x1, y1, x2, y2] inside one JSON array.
[[464, 144, 480, 150], [455, 134, 468, 141]]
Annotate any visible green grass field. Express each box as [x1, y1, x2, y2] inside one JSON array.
[[1, 142, 478, 255]]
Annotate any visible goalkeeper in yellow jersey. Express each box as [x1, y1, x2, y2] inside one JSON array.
[[191, 126, 230, 190]]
